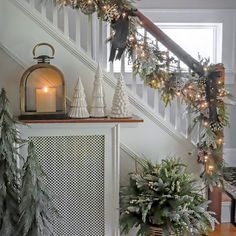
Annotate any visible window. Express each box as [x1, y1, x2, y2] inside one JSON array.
[[110, 23, 222, 73]]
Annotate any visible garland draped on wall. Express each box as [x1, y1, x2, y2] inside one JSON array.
[[54, 0, 231, 188]]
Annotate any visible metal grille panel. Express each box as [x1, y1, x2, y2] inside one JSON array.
[[29, 135, 105, 236]]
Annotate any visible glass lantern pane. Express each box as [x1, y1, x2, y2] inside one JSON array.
[[25, 67, 64, 113]]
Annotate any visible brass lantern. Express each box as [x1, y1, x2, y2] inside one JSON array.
[[20, 43, 66, 120]]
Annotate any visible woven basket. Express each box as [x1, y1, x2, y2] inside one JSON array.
[[148, 226, 175, 236]]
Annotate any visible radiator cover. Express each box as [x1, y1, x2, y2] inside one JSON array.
[[29, 135, 105, 236]]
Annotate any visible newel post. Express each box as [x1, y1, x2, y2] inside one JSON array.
[[207, 64, 225, 223]]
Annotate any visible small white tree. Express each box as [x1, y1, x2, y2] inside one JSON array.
[[110, 74, 132, 118], [68, 78, 89, 118], [90, 63, 106, 117]]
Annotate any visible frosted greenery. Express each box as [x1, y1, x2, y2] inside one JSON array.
[[120, 157, 218, 236], [0, 88, 55, 235], [0, 88, 24, 235], [17, 142, 55, 236]]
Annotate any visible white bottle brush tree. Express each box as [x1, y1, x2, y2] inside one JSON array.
[[68, 77, 89, 118], [90, 63, 106, 117], [0, 89, 55, 236], [110, 74, 132, 118]]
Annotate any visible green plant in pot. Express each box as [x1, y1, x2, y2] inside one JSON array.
[[120, 157, 217, 236]]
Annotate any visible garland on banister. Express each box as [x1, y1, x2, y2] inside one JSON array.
[[54, 0, 233, 188]]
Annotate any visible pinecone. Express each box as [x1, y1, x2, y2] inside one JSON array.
[[210, 121, 223, 132], [102, 4, 120, 22], [79, 1, 96, 15], [198, 78, 207, 87]]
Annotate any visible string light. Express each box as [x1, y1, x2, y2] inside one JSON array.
[[176, 91, 181, 96], [217, 138, 223, 144], [122, 12, 127, 18], [208, 165, 214, 172]]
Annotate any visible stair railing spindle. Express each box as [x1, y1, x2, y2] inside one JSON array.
[[186, 68, 193, 140], [87, 14, 93, 57], [142, 30, 148, 104], [175, 60, 181, 131], [164, 50, 171, 122], [98, 19, 104, 63], [41, 1, 47, 19], [52, 4, 58, 28], [29, 0, 35, 8], [63, 7, 69, 39], [75, 11, 81, 49]]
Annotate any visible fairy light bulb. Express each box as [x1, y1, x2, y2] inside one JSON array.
[[176, 91, 181, 96], [141, 51, 146, 58], [217, 138, 223, 144], [204, 121, 209, 127], [43, 87, 48, 93], [208, 165, 214, 172]]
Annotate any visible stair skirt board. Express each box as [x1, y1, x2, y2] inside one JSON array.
[[222, 202, 231, 223]]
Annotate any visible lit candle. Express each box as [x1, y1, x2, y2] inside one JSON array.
[[36, 87, 56, 112]]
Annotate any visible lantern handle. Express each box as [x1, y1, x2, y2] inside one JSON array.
[[32, 43, 55, 58]]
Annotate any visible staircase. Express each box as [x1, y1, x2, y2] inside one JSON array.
[[0, 1, 201, 179]]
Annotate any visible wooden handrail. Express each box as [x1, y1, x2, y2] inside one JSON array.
[[135, 10, 204, 76]]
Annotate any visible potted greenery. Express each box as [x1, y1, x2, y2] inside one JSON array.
[[120, 157, 217, 236]]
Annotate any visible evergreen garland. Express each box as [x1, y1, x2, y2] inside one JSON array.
[[17, 141, 55, 236], [0, 88, 24, 236], [51, 0, 231, 187]]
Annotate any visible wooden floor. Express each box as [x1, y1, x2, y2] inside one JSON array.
[[208, 223, 236, 236]]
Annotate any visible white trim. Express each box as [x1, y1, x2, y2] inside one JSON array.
[[7, 0, 193, 148], [120, 143, 140, 161], [0, 42, 27, 68]]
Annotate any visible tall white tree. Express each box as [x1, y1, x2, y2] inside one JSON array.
[[68, 78, 89, 118], [110, 74, 132, 118], [90, 63, 106, 117]]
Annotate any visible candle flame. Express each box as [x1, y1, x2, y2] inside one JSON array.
[[43, 87, 48, 93]]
